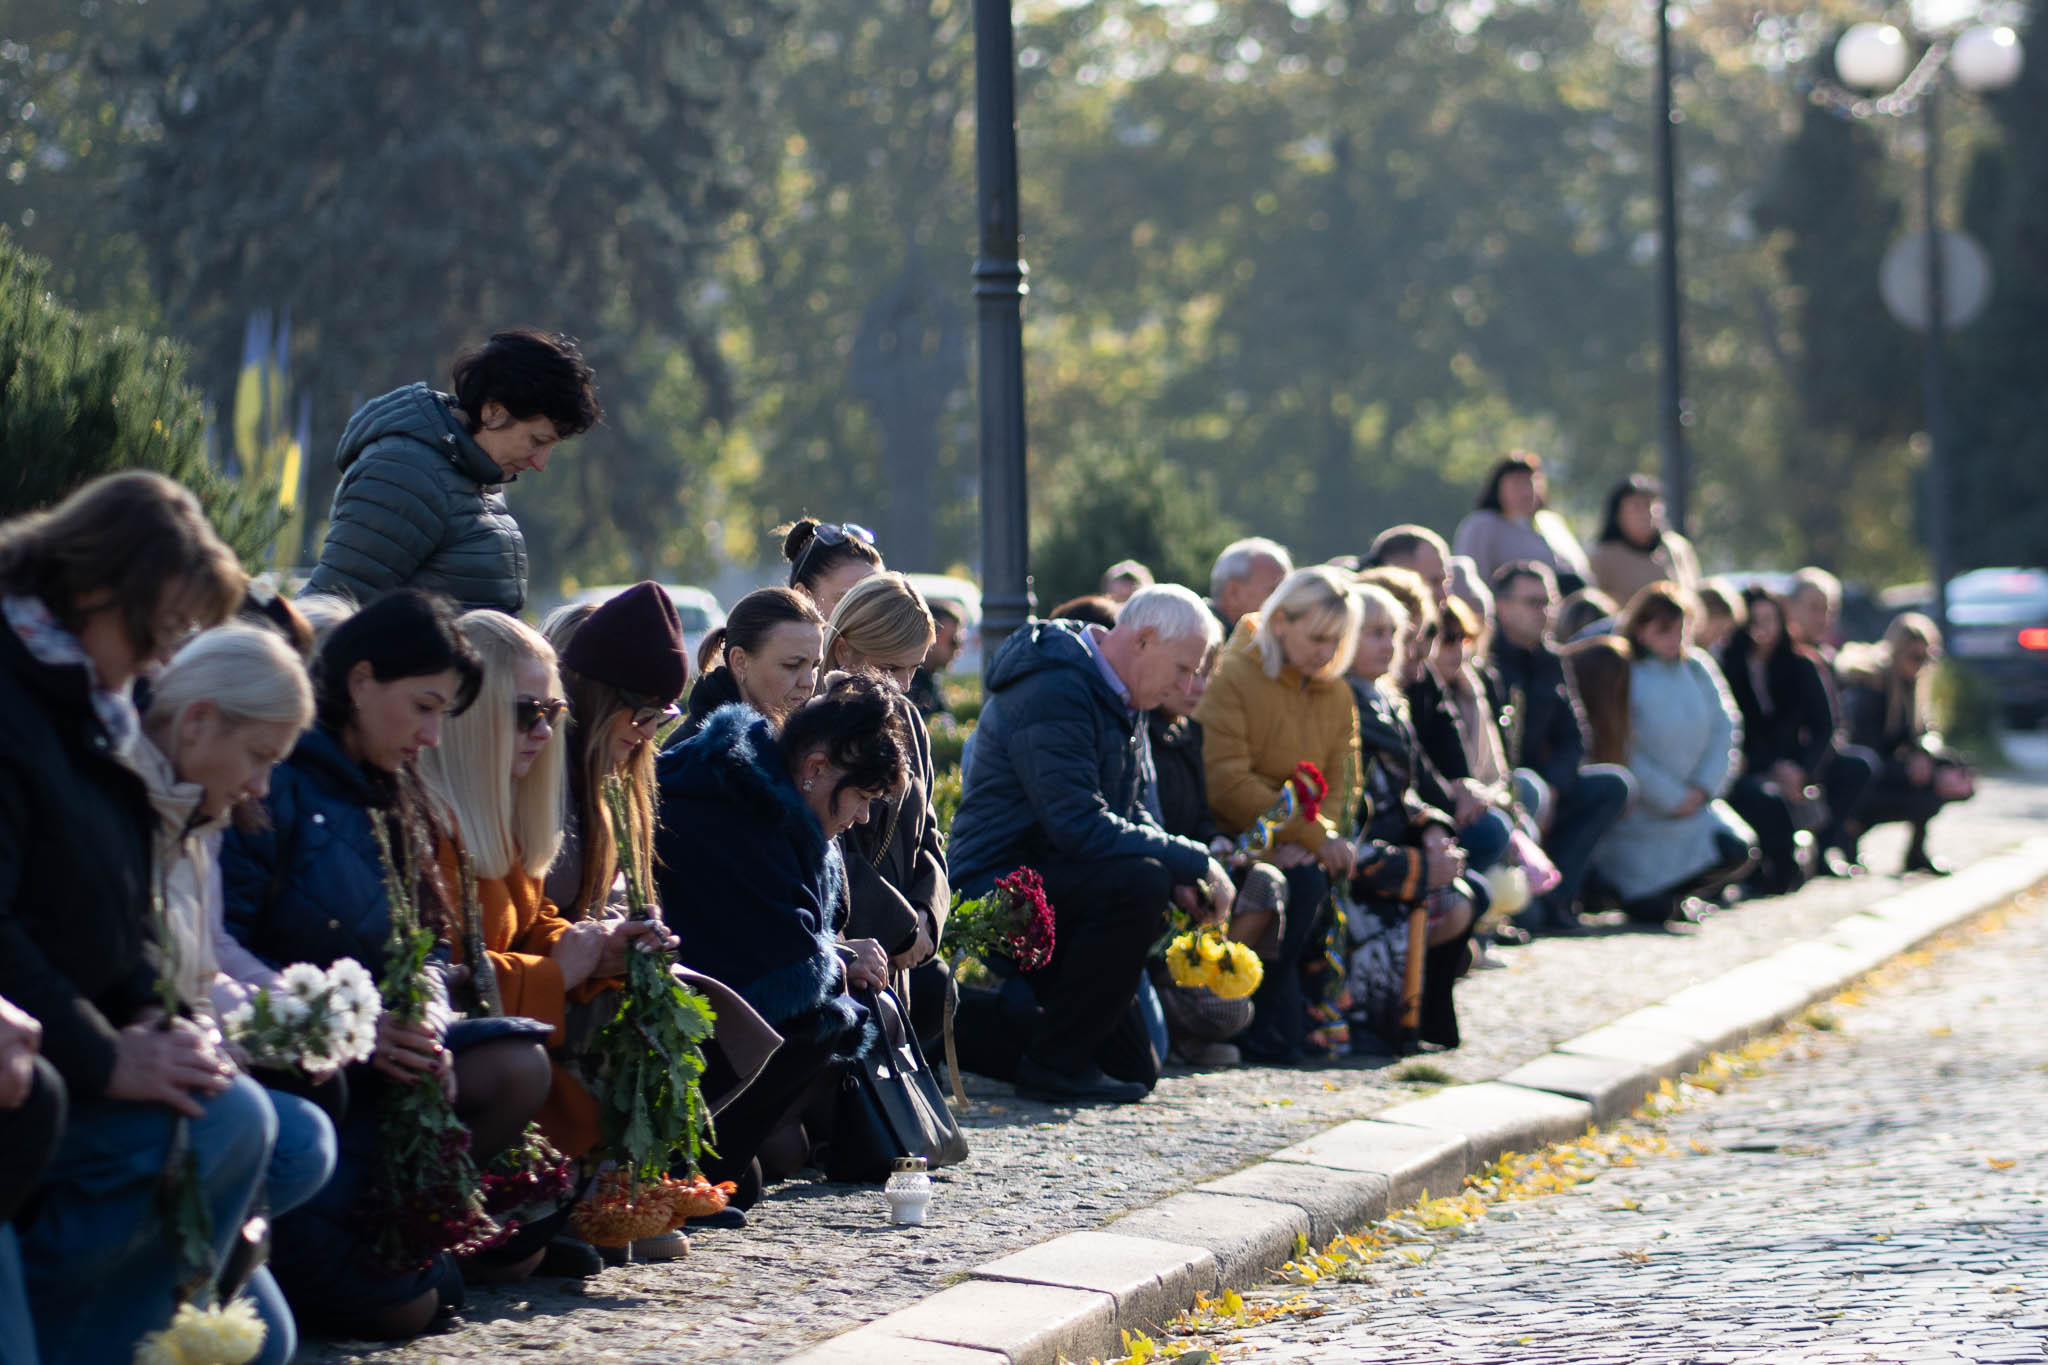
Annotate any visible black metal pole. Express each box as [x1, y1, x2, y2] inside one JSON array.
[[1653, 0, 1688, 534], [972, 0, 1032, 670], [1920, 88, 1953, 642]]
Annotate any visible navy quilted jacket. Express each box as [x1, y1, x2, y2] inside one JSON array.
[[305, 384, 527, 613]]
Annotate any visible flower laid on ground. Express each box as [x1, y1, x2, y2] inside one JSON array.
[[365, 817, 506, 1270], [133, 1295, 266, 1365], [591, 776, 716, 1186], [222, 957, 381, 1073], [480, 1123, 577, 1219], [946, 867, 1056, 971], [1165, 928, 1264, 1000]]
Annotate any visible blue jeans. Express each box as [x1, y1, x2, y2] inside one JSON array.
[[0, 1228, 35, 1365], [247, 1090, 338, 1365], [23, 1073, 275, 1363]]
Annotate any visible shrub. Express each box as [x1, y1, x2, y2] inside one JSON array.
[[0, 231, 283, 564]]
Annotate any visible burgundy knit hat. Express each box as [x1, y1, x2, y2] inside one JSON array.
[[561, 581, 687, 703]]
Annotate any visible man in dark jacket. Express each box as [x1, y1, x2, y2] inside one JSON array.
[[307, 330, 600, 613], [1490, 561, 1631, 932], [950, 585, 1232, 1103]]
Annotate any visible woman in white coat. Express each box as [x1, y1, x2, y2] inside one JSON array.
[[1592, 583, 1757, 925]]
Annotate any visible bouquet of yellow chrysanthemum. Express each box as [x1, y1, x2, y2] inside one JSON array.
[[1163, 928, 1263, 1001]]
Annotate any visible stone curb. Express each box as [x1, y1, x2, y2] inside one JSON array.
[[784, 837, 2048, 1363]]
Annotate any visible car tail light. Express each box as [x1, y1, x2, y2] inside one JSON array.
[[2019, 628, 2048, 651]]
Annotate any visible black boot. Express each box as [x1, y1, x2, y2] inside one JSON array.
[[1903, 825, 1951, 876], [1418, 938, 1472, 1049]]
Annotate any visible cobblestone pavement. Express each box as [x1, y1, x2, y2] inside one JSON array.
[[304, 777, 2048, 1364], [1221, 874, 2048, 1364]]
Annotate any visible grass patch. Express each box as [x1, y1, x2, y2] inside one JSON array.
[[1390, 1061, 1454, 1086]]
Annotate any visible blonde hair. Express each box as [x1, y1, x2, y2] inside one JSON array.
[[148, 623, 315, 736], [825, 572, 936, 671], [1254, 566, 1361, 680], [1351, 581, 1410, 706], [418, 612, 567, 880]]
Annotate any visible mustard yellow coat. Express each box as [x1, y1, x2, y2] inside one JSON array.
[[1192, 616, 1360, 856]]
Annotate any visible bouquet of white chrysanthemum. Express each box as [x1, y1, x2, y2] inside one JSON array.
[[222, 957, 382, 1074]]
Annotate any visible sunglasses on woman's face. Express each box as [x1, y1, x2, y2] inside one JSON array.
[[792, 521, 876, 583], [618, 689, 681, 731], [515, 697, 569, 735]]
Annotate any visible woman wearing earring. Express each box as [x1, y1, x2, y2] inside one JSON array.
[[221, 590, 551, 1340], [676, 588, 826, 740], [654, 675, 906, 1189], [307, 331, 602, 614], [781, 519, 884, 621]]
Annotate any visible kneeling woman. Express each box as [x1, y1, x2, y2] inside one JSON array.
[[654, 674, 906, 1188], [221, 590, 551, 1339], [137, 624, 333, 1365], [1593, 583, 1757, 924]]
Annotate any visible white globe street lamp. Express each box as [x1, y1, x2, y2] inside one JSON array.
[[1826, 19, 2024, 640], [1836, 22, 1909, 91], [1951, 25, 2024, 93]]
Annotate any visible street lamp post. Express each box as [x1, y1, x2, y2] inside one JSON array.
[[1653, 0, 1688, 535], [972, 0, 1032, 669], [1831, 21, 2024, 641]]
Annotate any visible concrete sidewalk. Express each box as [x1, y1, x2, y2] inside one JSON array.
[[786, 838, 2048, 1364], [308, 777, 2048, 1365]]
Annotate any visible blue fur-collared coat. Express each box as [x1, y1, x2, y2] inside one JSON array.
[[654, 703, 869, 1054]]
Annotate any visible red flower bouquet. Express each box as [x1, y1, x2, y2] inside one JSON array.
[[946, 867, 1056, 971]]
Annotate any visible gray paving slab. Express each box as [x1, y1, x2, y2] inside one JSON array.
[[968, 1230, 1213, 1335]]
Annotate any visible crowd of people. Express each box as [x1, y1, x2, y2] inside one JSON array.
[[0, 330, 1977, 1360]]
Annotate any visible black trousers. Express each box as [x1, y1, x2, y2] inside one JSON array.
[[1021, 855, 1177, 1080], [0, 1057, 64, 1224], [1238, 863, 1330, 1058], [1819, 745, 1879, 853], [1729, 774, 1801, 895], [699, 1034, 840, 1192]]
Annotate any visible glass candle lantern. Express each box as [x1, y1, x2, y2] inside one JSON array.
[[884, 1156, 933, 1225]]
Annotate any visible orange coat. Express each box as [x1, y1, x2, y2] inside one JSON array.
[[437, 839, 616, 1157]]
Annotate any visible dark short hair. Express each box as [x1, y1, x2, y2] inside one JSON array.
[[314, 589, 483, 734], [780, 671, 909, 802], [700, 586, 824, 674], [1476, 451, 1546, 513], [1491, 559, 1558, 601], [0, 471, 244, 658], [927, 601, 963, 630], [451, 330, 602, 439], [1049, 594, 1119, 630]]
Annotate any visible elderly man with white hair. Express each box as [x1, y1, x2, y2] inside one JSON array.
[[1210, 537, 1293, 632], [950, 585, 1235, 1104]]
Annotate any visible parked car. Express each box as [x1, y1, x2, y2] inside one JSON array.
[[562, 584, 726, 665], [1941, 568, 2048, 728]]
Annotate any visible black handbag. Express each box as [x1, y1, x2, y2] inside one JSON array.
[[823, 986, 968, 1183]]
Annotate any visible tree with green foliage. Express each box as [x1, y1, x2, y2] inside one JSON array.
[[1029, 444, 1240, 609], [0, 230, 283, 564], [123, 0, 770, 585]]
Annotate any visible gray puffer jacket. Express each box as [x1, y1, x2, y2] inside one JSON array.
[[305, 383, 527, 613]]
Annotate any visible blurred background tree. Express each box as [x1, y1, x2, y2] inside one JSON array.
[[1, 0, 2040, 599]]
